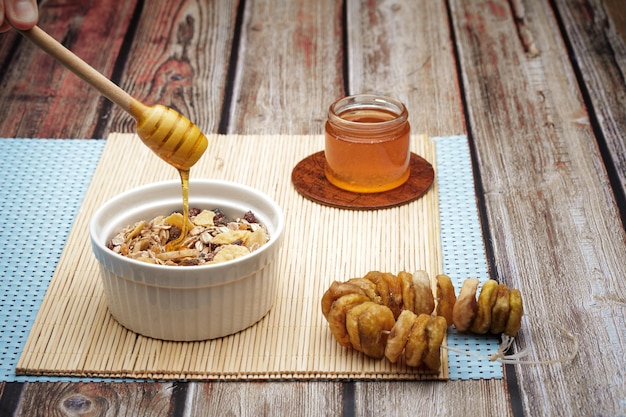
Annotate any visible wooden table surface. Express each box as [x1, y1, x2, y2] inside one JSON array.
[[1, 0, 625, 415]]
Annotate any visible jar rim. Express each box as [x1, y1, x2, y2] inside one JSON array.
[[328, 94, 408, 127]]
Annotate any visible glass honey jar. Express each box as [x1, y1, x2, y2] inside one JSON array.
[[324, 94, 411, 193]]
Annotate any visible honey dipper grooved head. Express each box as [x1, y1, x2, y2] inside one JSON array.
[[135, 104, 208, 170]]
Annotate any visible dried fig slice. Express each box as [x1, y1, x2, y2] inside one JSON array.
[[347, 277, 382, 304], [452, 278, 479, 332], [385, 309, 418, 363], [327, 294, 369, 347], [399, 271, 415, 313], [363, 271, 390, 308], [470, 279, 499, 334], [489, 284, 510, 334], [413, 270, 435, 316], [381, 272, 404, 319], [505, 289, 523, 337], [423, 316, 447, 371], [436, 274, 456, 326], [348, 302, 395, 359], [321, 281, 366, 319], [404, 314, 431, 367]]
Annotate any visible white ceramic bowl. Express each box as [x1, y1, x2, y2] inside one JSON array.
[[90, 179, 285, 341]]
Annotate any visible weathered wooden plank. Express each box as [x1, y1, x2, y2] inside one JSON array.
[[553, 0, 626, 216], [0, 0, 139, 138], [106, 0, 240, 136], [83, 1, 343, 414], [605, 0, 626, 43], [14, 382, 176, 417], [225, 0, 345, 134], [345, 2, 513, 416], [109, 1, 341, 415], [450, 0, 626, 416], [187, 382, 343, 416], [0, 31, 21, 74], [355, 380, 513, 417], [0, 383, 23, 416], [346, 0, 465, 137]]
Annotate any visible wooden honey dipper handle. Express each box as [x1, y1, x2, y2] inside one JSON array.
[[15, 25, 208, 170], [16, 25, 142, 116]]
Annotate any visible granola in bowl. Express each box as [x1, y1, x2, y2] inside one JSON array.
[[107, 208, 270, 266]]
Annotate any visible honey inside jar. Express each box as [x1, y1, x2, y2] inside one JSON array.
[[324, 94, 411, 193]]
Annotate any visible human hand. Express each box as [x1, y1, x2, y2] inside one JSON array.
[[0, 0, 38, 33]]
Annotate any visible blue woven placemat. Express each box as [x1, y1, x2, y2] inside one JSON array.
[[0, 139, 105, 382], [433, 136, 502, 380], [0, 135, 502, 381]]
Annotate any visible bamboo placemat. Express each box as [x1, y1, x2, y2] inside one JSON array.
[[16, 133, 446, 380]]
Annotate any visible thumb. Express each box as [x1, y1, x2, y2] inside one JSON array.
[[6, 0, 38, 30]]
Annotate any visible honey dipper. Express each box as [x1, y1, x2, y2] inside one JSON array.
[[15, 25, 208, 170]]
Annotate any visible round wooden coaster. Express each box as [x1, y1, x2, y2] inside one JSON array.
[[291, 151, 435, 210]]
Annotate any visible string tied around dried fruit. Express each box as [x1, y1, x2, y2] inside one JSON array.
[[440, 314, 579, 366]]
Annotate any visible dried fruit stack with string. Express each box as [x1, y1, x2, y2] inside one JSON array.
[[321, 271, 526, 372]]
